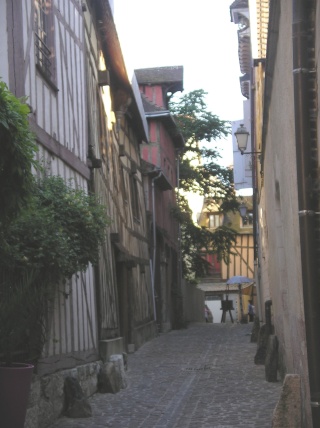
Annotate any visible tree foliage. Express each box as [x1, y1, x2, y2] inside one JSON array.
[[170, 89, 238, 211], [0, 175, 109, 364], [172, 195, 237, 281], [0, 175, 109, 282], [0, 80, 38, 224], [169, 90, 238, 281]]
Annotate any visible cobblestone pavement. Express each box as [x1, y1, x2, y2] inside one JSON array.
[[50, 323, 282, 428]]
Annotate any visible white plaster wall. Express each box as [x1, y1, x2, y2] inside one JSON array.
[[0, 1, 9, 84]]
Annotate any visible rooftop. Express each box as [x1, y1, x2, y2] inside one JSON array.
[[135, 66, 184, 94]]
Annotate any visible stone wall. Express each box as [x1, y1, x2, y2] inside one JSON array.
[[25, 354, 127, 428], [25, 361, 101, 428]]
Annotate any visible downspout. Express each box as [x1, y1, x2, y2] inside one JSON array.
[[151, 171, 163, 321], [292, 1, 320, 424]]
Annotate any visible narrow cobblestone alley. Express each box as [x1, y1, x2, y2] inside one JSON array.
[[50, 323, 281, 428]]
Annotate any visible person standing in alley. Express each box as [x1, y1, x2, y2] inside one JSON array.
[[205, 305, 209, 322], [247, 300, 255, 322]]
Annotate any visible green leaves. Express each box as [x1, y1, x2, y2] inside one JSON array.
[[170, 89, 230, 145], [0, 270, 43, 364], [170, 90, 235, 202], [0, 175, 109, 364], [0, 175, 109, 284], [0, 81, 39, 224], [169, 90, 239, 280], [172, 201, 237, 282], [0, 82, 110, 364]]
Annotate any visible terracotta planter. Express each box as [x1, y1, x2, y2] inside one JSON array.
[[0, 363, 34, 428]]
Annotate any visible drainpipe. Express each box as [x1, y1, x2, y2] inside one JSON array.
[[292, 1, 320, 424], [151, 171, 163, 321]]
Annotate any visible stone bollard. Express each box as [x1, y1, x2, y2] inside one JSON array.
[[98, 354, 127, 394], [250, 316, 260, 343], [109, 354, 127, 389], [272, 374, 301, 427], [265, 335, 278, 382], [254, 300, 274, 365], [63, 377, 92, 418], [254, 323, 272, 364]]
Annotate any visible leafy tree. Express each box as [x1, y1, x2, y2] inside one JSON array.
[[169, 90, 238, 281]]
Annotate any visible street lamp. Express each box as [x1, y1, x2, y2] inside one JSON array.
[[234, 124, 261, 155], [235, 125, 262, 323], [239, 202, 247, 218]]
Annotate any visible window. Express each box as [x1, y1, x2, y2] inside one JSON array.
[[130, 175, 140, 221], [97, 89, 108, 161], [241, 211, 253, 227], [120, 165, 127, 203], [35, 0, 55, 82], [208, 213, 221, 229]]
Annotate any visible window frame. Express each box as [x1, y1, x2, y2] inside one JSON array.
[[208, 213, 222, 229], [34, 0, 58, 90], [129, 174, 140, 222], [241, 211, 254, 228]]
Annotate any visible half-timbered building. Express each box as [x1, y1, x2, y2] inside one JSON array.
[[0, 0, 156, 425], [197, 196, 255, 323], [83, 0, 156, 356], [1, 0, 98, 375], [136, 66, 185, 332]]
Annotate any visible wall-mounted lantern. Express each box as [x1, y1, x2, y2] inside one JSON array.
[[234, 124, 261, 156]]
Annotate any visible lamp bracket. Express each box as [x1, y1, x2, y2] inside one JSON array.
[[240, 151, 262, 155]]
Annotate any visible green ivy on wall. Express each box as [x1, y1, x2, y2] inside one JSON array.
[[0, 80, 38, 224]]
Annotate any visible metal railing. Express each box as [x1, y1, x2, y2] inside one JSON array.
[[35, 32, 52, 79]]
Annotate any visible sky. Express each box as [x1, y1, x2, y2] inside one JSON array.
[[114, 0, 246, 167]]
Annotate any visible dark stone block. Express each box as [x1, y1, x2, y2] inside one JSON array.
[[64, 377, 92, 418], [251, 316, 260, 343], [265, 335, 278, 382], [254, 323, 272, 365], [98, 362, 121, 394]]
